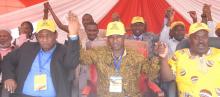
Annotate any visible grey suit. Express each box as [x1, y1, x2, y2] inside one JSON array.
[[125, 32, 159, 57]]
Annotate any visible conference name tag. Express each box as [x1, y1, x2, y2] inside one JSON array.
[[109, 76, 122, 93], [34, 74, 47, 91]]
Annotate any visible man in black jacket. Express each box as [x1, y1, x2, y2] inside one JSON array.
[[1, 12, 80, 97]]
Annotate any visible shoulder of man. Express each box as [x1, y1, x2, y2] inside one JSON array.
[[210, 47, 220, 56], [125, 34, 134, 40], [80, 46, 112, 65], [143, 32, 159, 40], [19, 42, 38, 49], [171, 48, 189, 60], [124, 48, 146, 64]]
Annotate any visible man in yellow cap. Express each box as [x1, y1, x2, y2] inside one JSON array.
[[126, 16, 159, 57], [156, 22, 220, 97], [81, 21, 164, 97], [1, 12, 80, 97], [160, 8, 186, 58], [159, 8, 186, 97]]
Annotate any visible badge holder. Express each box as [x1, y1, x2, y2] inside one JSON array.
[[109, 73, 123, 93], [34, 73, 47, 91]]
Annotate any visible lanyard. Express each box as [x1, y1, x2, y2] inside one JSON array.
[[113, 50, 124, 73], [113, 56, 123, 73], [38, 51, 53, 73]]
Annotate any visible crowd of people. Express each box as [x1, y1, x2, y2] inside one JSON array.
[[0, 2, 220, 97]]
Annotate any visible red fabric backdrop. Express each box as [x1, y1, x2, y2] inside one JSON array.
[[19, 0, 45, 7], [98, 0, 190, 34]]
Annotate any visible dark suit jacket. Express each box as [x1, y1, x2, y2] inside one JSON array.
[[2, 39, 80, 97], [176, 37, 220, 50]]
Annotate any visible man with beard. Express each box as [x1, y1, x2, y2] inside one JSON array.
[[0, 29, 14, 96], [126, 16, 159, 57], [0, 30, 14, 59], [81, 21, 163, 97], [157, 22, 220, 97]]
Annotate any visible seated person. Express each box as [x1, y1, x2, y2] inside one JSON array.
[[80, 21, 163, 97], [176, 37, 220, 50], [158, 23, 220, 97]]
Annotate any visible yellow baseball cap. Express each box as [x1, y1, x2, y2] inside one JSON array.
[[188, 23, 210, 35], [106, 21, 126, 36], [131, 16, 145, 24], [215, 23, 220, 30], [36, 19, 56, 33], [170, 21, 185, 30]]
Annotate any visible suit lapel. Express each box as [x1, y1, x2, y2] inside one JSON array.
[[20, 43, 41, 90]]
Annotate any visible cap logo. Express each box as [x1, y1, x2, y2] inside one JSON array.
[[195, 23, 203, 28], [41, 21, 50, 27]]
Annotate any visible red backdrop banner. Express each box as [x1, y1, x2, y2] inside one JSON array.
[[98, 0, 190, 34], [19, 0, 45, 7]]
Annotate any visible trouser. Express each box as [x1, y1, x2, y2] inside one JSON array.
[[160, 81, 177, 97]]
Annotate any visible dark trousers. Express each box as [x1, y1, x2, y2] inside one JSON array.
[[160, 81, 177, 97]]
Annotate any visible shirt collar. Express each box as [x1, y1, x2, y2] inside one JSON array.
[[170, 38, 180, 43], [40, 44, 57, 54], [133, 34, 143, 40], [188, 47, 211, 57], [87, 38, 98, 42], [0, 44, 14, 51], [112, 49, 127, 59]]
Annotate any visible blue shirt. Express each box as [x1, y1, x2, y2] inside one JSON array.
[[22, 45, 56, 97], [22, 36, 78, 96]]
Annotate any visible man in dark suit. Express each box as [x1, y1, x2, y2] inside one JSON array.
[[1, 12, 80, 97], [125, 16, 159, 57]]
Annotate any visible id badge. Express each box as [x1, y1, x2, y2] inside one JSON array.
[[34, 74, 47, 91], [109, 76, 122, 93]]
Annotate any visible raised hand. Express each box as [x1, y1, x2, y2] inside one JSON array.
[[202, 4, 212, 21], [165, 8, 175, 21], [165, 7, 175, 26], [188, 11, 197, 23], [44, 2, 52, 11], [203, 4, 211, 14], [68, 11, 80, 35], [154, 42, 168, 58], [43, 2, 49, 20]]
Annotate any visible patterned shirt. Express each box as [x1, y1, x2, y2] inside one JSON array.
[[81, 47, 160, 97], [169, 47, 220, 97]]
